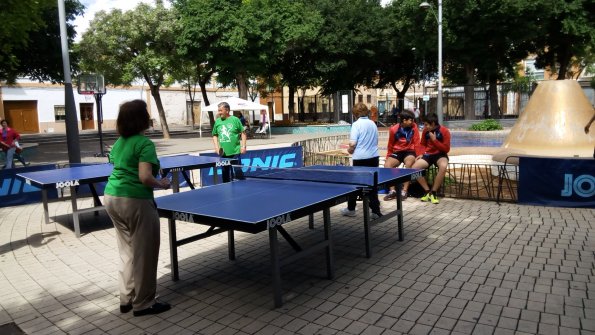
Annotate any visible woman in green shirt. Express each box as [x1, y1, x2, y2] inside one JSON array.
[[104, 100, 171, 317]]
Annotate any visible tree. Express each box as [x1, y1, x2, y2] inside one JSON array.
[[176, 0, 268, 100], [78, 3, 178, 139], [0, 0, 84, 83], [533, 0, 595, 80]]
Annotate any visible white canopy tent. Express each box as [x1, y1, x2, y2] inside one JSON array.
[[199, 97, 271, 139]]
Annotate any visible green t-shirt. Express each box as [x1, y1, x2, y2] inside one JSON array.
[[212, 115, 244, 156], [105, 134, 160, 199]]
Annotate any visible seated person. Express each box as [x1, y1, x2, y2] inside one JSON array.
[[235, 111, 249, 131], [256, 110, 269, 134], [383, 110, 419, 201], [410, 113, 450, 204]]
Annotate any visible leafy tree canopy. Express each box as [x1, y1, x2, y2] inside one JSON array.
[[0, 0, 83, 83]]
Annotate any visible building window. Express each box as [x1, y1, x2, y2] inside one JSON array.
[[367, 94, 372, 103], [54, 105, 66, 121], [358, 95, 363, 103]]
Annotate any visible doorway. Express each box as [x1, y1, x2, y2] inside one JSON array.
[[3, 101, 39, 133], [80, 103, 95, 130]]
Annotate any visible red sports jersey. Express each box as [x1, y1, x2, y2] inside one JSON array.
[[386, 123, 420, 157], [417, 125, 451, 155]]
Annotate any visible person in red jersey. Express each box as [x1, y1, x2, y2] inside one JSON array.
[[411, 113, 451, 204], [383, 110, 419, 201]]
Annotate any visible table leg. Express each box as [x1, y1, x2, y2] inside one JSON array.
[[363, 194, 372, 258], [396, 185, 403, 241], [228, 230, 235, 260], [42, 189, 50, 225], [269, 227, 282, 308], [168, 218, 179, 281], [323, 208, 334, 279], [70, 186, 81, 238], [308, 214, 314, 229], [172, 171, 180, 193]]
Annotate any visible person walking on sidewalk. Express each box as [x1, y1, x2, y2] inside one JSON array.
[[1, 119, 29, 169], [340, 103, 383, 220], [103, 100, 172, 317]]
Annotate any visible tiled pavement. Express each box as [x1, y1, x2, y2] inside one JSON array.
[[1, 193, 593, 335]]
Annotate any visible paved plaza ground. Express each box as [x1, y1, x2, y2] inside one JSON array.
[[1, 133, 594, 335]]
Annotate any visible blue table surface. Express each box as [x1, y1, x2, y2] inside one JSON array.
[[156, 178, 358, 224], [17, 155, 226, 185], [306, 165, 422, 185]]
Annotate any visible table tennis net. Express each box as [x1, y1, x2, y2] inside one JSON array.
[[232, 165, 377, 187]]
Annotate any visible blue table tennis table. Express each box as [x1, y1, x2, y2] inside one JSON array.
[[155, 165, 422, 307], [17, 154, 233, 237], [306, 165, 424, 257]]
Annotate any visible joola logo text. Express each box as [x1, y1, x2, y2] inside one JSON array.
[[561, 174, 595, 198], [410, 171, 423, 180], [216, 160, 231, 167], [173, 212, 195, 223], [267, 214, 291, 229], [55, 180, 80, 188]]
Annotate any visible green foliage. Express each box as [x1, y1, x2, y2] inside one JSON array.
[[78, 2, 180, 138], [0, 0, 83, 83], [468, 119, 503, 131]]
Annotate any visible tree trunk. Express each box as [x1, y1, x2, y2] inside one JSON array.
[[149, 84, 171, 139], [236, 72, 248, 99], [199, 80, 215, 127], [488, 77, 500, 118], [464, 64, 476, 120], [288, 85, 295, 122]]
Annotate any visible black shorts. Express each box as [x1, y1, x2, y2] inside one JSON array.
[[389, 151, 416, 164], [421, 153, 449, 167]]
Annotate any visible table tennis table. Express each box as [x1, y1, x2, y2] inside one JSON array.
[[155, 165, 422, 307], [306, 165, 424, 257], [17, 154, 233, 237]]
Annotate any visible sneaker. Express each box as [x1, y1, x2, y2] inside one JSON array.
[[420, 192, 431, 202], [340, 208, 356, 217], [429, 193, 440, 204], [133, 302, 171, 317], [383, 190, 397, 201], [401, 190, 408, 200], [371, 212, 382, 220]]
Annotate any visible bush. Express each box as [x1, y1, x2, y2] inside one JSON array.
[[469, 119, 503, 131]]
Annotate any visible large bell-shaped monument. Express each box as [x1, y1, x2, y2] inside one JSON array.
[[500, 80, 594, 158]]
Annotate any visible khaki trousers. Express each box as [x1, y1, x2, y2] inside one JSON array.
[[104, 195, 160, 311]]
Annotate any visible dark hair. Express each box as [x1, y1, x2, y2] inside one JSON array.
[[116, 100, 150, 138], [0, 119, 7, 125], [423, 113, 439, 125], [400, 110, 415, 121], [218, 102, 230, 111]]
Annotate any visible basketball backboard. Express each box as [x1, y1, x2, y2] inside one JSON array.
[[77, 74, 106, 95]]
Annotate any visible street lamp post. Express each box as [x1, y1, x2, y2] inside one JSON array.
[[420, 1, 443, 125]]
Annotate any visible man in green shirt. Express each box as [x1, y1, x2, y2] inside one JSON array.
[[212, 101, 247, 182]]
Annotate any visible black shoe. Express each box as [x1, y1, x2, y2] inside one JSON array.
[[120, 304, 133, 313], [133, 302, 171, 317]]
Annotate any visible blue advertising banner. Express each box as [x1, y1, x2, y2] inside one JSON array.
[[519, 157, 595, 208], [0, 164, 59, 208], [200, 146, 303, 186]]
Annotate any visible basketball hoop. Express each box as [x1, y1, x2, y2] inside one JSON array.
[[77, 74, 106, 95]]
